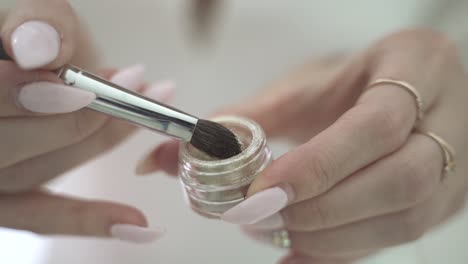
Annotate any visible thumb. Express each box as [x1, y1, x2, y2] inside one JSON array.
[[1, 0, 82, 70]]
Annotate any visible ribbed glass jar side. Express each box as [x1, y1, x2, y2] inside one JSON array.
[[178, 116, 272, 218]]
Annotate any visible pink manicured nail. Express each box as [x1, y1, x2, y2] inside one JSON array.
[[11, 21, 60, 69], [248, 213, 284, 230], [143, 80, 175, 102], [18, 82, 95, 114], [111, 64, 145, 90], [110, 224, 164, 243], [221, 187, 289, 225], [135, 151, 159, 175]]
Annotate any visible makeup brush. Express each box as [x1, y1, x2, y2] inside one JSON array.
[[0, 41, 242, 159]]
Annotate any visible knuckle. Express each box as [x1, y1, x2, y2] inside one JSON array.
[[68, 110, 96, 142], [94, 121, 134, 153], [423, 32, 461, 75], [283, 199, 332, 231], [69, 203, 97, 235], [394, 143, 440, 206], [380, 29, 458, 54], [67, 109, 106, 144], [425, 30, 459, 59], [307, 199, 332, 230], [396, 163, 428, 205], [281, 206, 302, 230], [380, 29, 460, 66], [301, 148, 334, 194], [363, 104, 407, 149]]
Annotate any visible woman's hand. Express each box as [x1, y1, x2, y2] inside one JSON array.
[[0, 0, 174, 242], [139, 29, 468, 262]]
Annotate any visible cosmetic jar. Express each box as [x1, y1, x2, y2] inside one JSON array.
[[178, 116, 272, 218]]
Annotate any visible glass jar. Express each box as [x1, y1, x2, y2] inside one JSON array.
[[178, 115, 272, 218]]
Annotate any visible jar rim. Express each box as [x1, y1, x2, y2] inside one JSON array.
[[180, 115, 265, 169]]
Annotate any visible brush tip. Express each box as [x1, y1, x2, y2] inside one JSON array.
[[190, 119, 242, 159]]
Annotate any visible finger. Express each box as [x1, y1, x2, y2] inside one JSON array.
[[0, 190, 163, 243], [135, 140, 180, 176], [280, 134, 442, 231], [222, 86, 418, 225], [1, 0, 80, 70], [214, 55, 360, 140], [0, 62, 63, 116], [241, 227, 373, 262], [250, 63, 466, 232], [288, 188, 464, 258], [0, 116, 135, 192], [0, 63, 143, 117], [0, 65, 146, 168], [220, 30, 460, 225], [0, 77, 176, 191]]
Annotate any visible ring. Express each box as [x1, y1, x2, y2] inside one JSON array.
[[272, 230, 291, 249], [416, 130, 456, 180], [368, 78, 424, 122]]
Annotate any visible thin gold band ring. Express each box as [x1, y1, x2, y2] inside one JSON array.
[[368, 78, 424, 122], [416, 130, 456, 180]]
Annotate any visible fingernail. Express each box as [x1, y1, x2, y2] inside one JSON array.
[[143, 80, 175, 102], [135, 151, 159, 176], [111, 64, 145, 90], [221, 186, 289, 225], [248, 213, 284, 230], [18, 82, 95, 114], [110, 224, 164, 243], [11, 21, 60, 70]]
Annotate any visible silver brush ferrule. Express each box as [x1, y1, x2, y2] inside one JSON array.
[[57, 65, 198, 141]]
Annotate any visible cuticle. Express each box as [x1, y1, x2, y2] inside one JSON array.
[[278, 183, 296, 204]]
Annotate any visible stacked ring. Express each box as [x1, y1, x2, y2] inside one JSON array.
[[368, 78, 425, 121], [416, 130, 456, 180]]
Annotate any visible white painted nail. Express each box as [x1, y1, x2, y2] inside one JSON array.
[[111, 64, 145, 90], [143, 80, 175, 103], [18, 82, 95, 114], [11, 21, 60, 70], [248, 213, 284, 230], [110, 224, 164, 243], [221, 187, 289, 225]]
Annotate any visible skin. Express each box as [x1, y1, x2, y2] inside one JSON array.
[[0, 0, 154, 237], [146, 29, 468, 263]]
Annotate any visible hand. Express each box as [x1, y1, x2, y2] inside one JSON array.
[[139, 29, 468, 262], [0, 0, 174, 242]]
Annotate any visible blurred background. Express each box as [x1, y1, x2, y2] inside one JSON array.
[[1, 0, 468, 263]]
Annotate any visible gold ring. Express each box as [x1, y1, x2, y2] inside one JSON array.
[[272, 230, 291, 249], [368, 78, 424, 122], [416, 130, 456, 180]]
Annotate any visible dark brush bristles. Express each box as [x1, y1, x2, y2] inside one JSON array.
[[191, 119, 242, 159]]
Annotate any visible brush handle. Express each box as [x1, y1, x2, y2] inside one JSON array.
[[0, 39, 198, 141]]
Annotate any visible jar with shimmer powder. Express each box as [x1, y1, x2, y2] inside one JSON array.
[[178, 116, 272, 218]]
